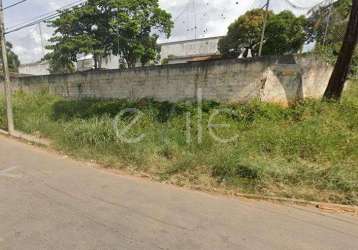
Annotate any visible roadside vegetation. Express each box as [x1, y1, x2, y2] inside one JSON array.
[[1, 82, 357, 205]]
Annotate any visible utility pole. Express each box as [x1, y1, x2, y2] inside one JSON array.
[[0, 0, 14, 134], [193, 0, 197, 40], [324, 0, 358, 100], [38, 22, 45, 57], [323, 2, 333, 46], [259, 0, 270, 57]]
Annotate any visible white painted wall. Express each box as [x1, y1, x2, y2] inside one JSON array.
[[19, 37, 224, 74], [18, 61, 50, 75], [160, 36, 223, 60]]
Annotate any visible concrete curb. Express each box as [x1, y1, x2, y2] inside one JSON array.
[[0, 129, 50, 146], [235, 193, 358, 215], [0, 129, 9, 135]]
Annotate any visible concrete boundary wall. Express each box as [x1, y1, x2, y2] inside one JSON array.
[[2, 55, 332, 105]]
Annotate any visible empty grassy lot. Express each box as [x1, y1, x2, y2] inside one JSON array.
[[1, 81, 357, 205]]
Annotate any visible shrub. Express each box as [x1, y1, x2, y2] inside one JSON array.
[[0, 82, 357, 204]]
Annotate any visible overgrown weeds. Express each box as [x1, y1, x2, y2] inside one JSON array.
[[1, 82, 357, 204]]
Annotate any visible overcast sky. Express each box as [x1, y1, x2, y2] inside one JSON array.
[[3, 0, 323, 64]]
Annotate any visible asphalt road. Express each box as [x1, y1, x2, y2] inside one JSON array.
[[0, 135, 358, 250]]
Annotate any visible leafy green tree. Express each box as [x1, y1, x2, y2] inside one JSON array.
[[0, 42, 20, 73], [308, 0, 351, 46], [310, 0, 358, 77], [43, 46, 76, 74], [45, 0, 173, 70], [219, 9, 270, 58], [108, 0, 172, 68], [263, 11, 308, 55], [218, 9, 308, 58]]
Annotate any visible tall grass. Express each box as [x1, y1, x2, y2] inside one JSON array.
[[1, 83, 358, 204]]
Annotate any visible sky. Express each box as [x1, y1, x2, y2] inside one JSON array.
[[3, 0, 324, 64]]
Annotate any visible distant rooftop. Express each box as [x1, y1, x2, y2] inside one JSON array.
[[159, 36, 224, 46]]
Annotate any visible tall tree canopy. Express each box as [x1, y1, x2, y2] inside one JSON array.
[[309, 0, 357, 76], [309, 0, 351, 46], [218, 9, 308, 58], [1, 42, 20, 73], [45, 0, 173, 72]]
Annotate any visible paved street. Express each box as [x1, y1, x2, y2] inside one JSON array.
[[0, 135, 357, 250]]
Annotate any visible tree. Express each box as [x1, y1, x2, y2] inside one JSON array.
[[43, 47, 76, 74], [0, 42, 20, 73], [308, 0, 351, 46], [108, 0, 172, 68], [219, 9, 270, 58], [218, 9, 308, 58], [309, 0, 358, 79], [263, 11, 308, 55], [45, 1, 109, 70], [323, 0, 358, 100], [45, 0, 173, 70]]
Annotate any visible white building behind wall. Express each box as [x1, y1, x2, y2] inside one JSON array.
[[18, 61, 52, 76], [159, 36, 223, 64], [18, 36, 224, 75]]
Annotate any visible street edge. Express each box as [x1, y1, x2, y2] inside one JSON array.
[[0, 129, 50, 146], [1, 128, 357, 216], [235, 193, 358, 215]]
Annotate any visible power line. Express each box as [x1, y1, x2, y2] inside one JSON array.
[[3, 0, 343, 40], [5, 0, 85, 34], [283, 0, 319, 10], [2, 0, 27, 11], [5, 12, 59, 34], [259, 0, 270, 56], [173, 1, 191, 22], [307, 0, 338, 15], [6, 0, 84, 30]]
